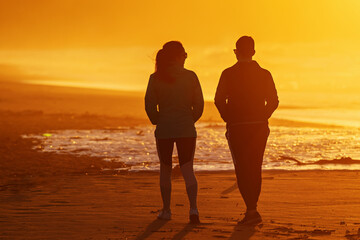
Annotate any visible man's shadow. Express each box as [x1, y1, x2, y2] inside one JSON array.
[[136, 219, 169, 240], [171, 223, 195, 240], [228, 224, 256, 240]]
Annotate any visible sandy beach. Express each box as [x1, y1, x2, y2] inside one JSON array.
[[2, 171, 360, 240], [1, 81, 360, 240]]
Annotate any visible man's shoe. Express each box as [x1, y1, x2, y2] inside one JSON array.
[[189, 208, 200, 224], [238, 211, 262, 225], [157, 209, 171, 220]]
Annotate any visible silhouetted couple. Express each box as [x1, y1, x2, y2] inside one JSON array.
[[145, 36, 279, 225]]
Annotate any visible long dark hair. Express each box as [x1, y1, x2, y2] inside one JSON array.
[[155, 41, 186, 83]]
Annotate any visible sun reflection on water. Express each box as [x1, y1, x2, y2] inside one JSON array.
[[22, 123, 360, 171]]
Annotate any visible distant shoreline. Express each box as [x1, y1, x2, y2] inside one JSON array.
[[0, 80, 351, 129]]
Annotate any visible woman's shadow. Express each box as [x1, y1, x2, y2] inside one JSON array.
[[136, 219, 169, 240], [136, 218, 256, 240], [136, 219, 204, 240]]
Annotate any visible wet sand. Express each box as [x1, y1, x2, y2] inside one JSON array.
[[1, 81, 360, 239]]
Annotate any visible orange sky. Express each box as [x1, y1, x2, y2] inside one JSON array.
[[1, 0, 360, 48], [1, 0, 360, 103]]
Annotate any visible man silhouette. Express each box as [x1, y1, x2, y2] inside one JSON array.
[[215, 36, 279, 225]]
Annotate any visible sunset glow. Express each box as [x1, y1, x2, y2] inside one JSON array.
[[2, 2, 360, 238], [1, 0, 360, 102]]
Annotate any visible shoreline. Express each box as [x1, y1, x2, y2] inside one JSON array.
[[0, 80, 351, 129], [1, 107, 358, 185], [114, 169, 360, 174]]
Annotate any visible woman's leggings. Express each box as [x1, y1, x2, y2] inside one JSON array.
[[156, 137, 198, 211]]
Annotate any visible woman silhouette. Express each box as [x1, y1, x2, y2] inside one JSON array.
[[145, 41, 204, 223]]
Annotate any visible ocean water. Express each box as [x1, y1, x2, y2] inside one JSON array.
[[22, 122, 360, 172], [273, 108, 360, 128]]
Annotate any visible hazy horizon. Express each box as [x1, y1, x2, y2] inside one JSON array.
[[1, 0, 360, 108]]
